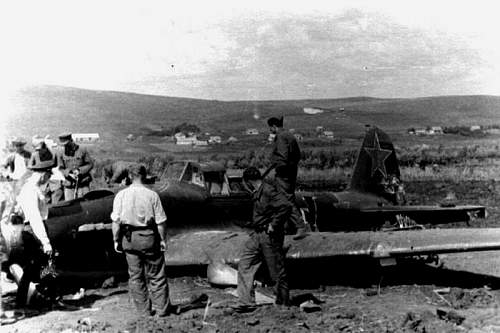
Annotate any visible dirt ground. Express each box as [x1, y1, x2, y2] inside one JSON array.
[[3, 180, 500, 333]]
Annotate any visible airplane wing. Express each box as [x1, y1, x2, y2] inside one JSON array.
[[359, 204, 486, 222], [166, 228, 500, 266]]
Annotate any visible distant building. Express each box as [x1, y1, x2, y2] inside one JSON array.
[[194, 140, 208, 146], [175, 132, 198, 145], [470, 125, 481, 131], [486, 128, 500, 135], [209, 136, 222, 144], [246, 128, 259, 135], [430, 126, 443, 135], [407, 128, 416, 135], [339, 107, 345, 112], [323, 131, 334, 139], [315, 126, 324, 133], [227, 136, 238, 143], [415, 128, 427, 136], [73, 133, 100, 143], [126, 134, 135, 142]]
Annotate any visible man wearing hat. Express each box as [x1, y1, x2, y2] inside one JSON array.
[[237, 167, 291, 309], [56, 133, 94, 200], [29, 136, 63, 203], [267, 116, 308, 239], [111, 163, 173, 317], [2, 137, 31, 181], [15, 149, 55, 306]]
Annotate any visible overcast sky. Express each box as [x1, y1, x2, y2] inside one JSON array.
[[1, 0, 499, 101]]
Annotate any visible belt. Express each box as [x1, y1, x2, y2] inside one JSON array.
[[121, 224, 153, 242]]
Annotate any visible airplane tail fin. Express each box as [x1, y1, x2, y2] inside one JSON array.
[[349, 126, 401, 196]]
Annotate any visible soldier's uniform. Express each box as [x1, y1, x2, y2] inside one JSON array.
[[111, 174, 171, 317], [270, 128, 307, 234], [237, 177, 291, 306], [57, 133, 94, 200]]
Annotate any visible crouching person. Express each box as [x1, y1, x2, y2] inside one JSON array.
[[111, 164, 173, 317], [15, 152, 55, 307], [237, 167, 291, 309]]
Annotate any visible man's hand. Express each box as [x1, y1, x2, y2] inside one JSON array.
[[266, 224, 275, 235], [160, 240, 167, 252], [69, 169, 80, 180], [114, 241, 123, 253], [42, 242, 53, 256]]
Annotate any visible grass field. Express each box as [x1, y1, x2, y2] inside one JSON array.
[[6, 85, 500, 186]]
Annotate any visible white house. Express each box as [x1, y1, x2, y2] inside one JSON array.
[[195, 140, 209, 146], [209, 136, 222, 144], [245, 128, 259, 135], [176, 133, 198, 145], [73, 133, 100, 143], [323, 131, 334, 139], [431, 126, 443, 135], [415, 128, 427, 136], [470, 125, 481, 131]]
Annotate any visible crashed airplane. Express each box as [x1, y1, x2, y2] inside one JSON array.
[[1, 126, 499, 291]]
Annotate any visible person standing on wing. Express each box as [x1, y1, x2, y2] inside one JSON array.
[[267, 116, 308, 239]]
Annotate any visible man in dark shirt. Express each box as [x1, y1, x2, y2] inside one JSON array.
[[237, 167, 291, 309], [57, 133, 94, 200], [267, 116, 308, 239]]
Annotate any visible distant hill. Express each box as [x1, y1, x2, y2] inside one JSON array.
[[7, 85, 500, 142]]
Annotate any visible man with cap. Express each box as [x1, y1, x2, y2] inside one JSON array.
[[14, 148, 55, 307], [111, 163, 173, 317], [237, 167, 291, 310], [2, 137, 31, 182], [29, 136, 62, 203], [267, 116, 308, 239], [56, 133, 94, 200]]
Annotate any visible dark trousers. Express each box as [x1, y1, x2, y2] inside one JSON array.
[[125, 251, 171, 316], [237, 231, 289, 305], [275, 175, 307, 233]]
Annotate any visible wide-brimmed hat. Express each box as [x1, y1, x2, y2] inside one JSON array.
[[58, 132, 72, 142], [30, 150, 56, 171], [11, 137, 27, 146]]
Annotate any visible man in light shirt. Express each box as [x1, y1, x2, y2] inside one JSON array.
[[2, 137, 31, 181], [14, 149, 55, 307], [111, 163, 173, 317]]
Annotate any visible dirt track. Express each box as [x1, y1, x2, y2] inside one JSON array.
[[3, 180, 500, 333]]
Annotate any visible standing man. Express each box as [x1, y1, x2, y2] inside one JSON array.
[[267, 116, 308, 239], [237, 167, 291, 309], [2, 137, 31, 181], [111, 164, 173, 317], [57, 133, 94, 200]]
